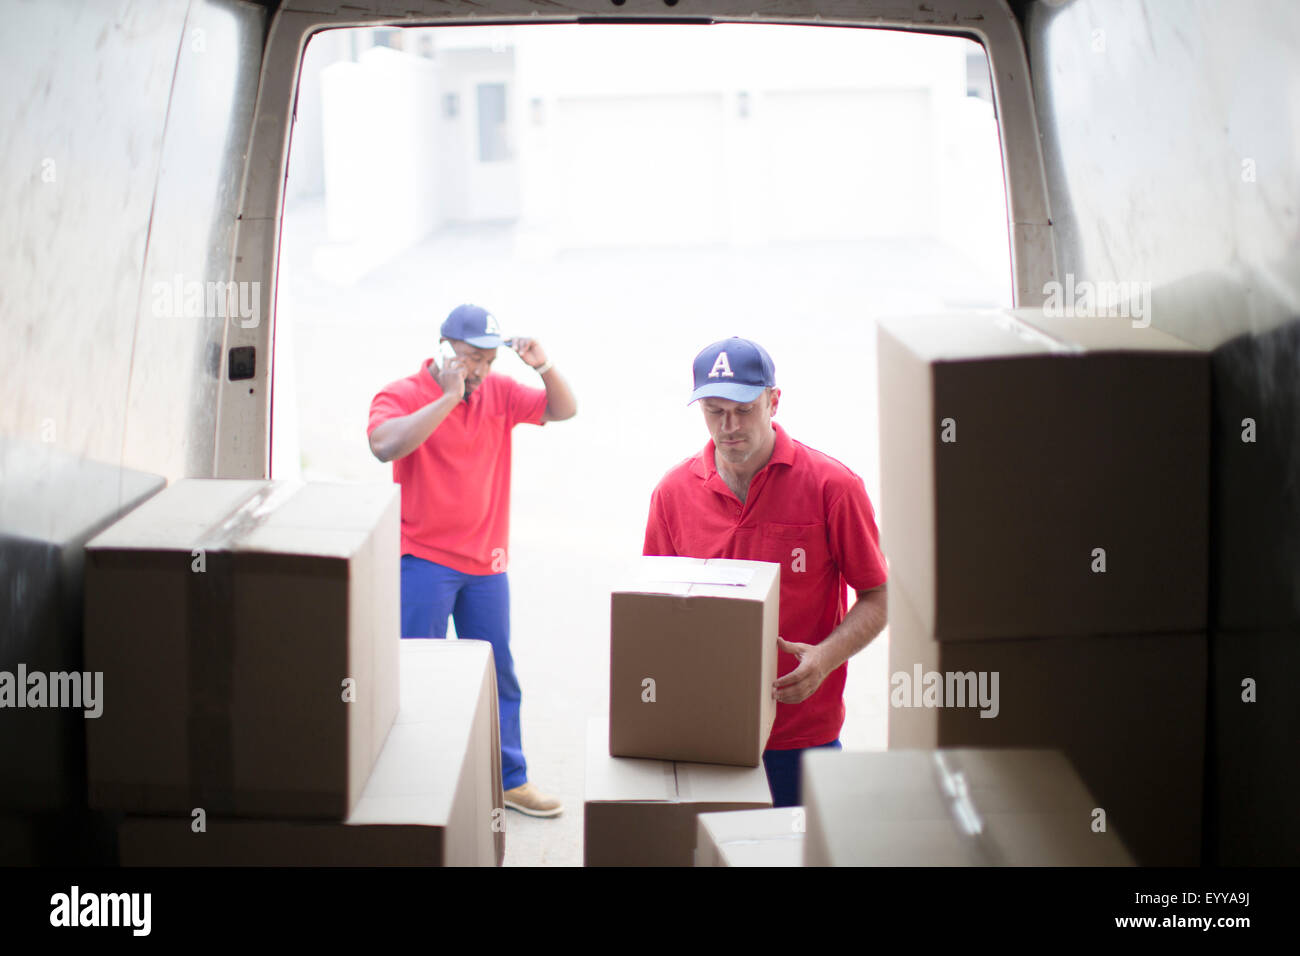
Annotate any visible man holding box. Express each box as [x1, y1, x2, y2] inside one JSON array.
[[642, 337, 888, 807], [368, 303, 577, 818]]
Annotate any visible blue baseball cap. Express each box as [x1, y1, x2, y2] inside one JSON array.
[[441, 303, 504, 348], [689, 337, 777, 405]]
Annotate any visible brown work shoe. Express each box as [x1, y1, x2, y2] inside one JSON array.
[[504, 782, 564, 818]]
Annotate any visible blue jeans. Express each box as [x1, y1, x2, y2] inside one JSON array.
[[400, 555, 527, 791], [763, 739, 843, 807]]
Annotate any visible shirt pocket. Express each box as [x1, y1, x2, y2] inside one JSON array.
[[758, 521, 831, 580]]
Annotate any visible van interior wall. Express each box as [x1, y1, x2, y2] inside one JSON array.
[[0, 0, 264, 858], [0, 0, 264, 486], [1028, 0, 1300, 864], [1028, 0, 1300, 625]]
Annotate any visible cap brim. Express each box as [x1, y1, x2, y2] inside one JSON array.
[[462, 334, 504, 349], [688, 382, 768, 405]]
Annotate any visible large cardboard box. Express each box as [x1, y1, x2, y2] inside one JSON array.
[[695, 807, 805, 867], [610, 556, 778, 767], [877, 310, 1208, 640], [0, 810, 120, 866], [1205, 628, 1300, 865], [0, 440, 165, 814], [887, 582, 1205, 866], [118, 639, 504, 866], [584, 717, 771, 866], [85, 479, 400, 819], [802, 747, 1135, 866]]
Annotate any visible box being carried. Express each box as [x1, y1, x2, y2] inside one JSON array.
[[610, 556, 779, 767], [85, 479, 401, 820]]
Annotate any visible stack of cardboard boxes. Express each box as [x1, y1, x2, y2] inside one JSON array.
[[0, 440, 165, 864], [878, 310, 1210, 866], [82, 479, 502, 866], [584, 556, 778, 866], [1207, 320, 1300, 865]]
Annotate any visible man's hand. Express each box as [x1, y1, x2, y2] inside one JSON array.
[[510, 336, 577, 422], [510, 336, 549, 370], [436, 355, 467, 402], [773, 636, 832, 704]]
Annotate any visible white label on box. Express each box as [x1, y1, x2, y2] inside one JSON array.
[[639, 566, 755, 588]]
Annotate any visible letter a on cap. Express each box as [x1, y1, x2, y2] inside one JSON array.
[[709, 351, 734, 378], [484, 312, 501, 334]]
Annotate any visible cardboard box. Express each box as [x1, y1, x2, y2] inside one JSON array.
[[1210, 319, 1300, 630], [0, 810, 120, 866], [695, 807, 805, 867], [1205, 628, 1300, 865], [877, 310, 1208, 640], [584, 717, 771, 866], [118, 639, 504, 866], [887, 581, 1205, 865], [610, 556, 778, 766], [0, 439, 165, 812], [802, 747, 1135, 866], [85, 479, 400, 819]]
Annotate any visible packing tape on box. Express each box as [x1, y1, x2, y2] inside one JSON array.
[[187, 481, 303, 812], [719, 834, 804, 848], [931, 751, 1005, 866]]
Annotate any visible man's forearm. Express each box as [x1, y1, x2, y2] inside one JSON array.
[[539, 365, 577, 421], [369, 391, 460, 462], [818, 587, 888, 670]]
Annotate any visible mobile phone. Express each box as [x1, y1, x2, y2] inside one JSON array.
[[438, 340, 457, 369]]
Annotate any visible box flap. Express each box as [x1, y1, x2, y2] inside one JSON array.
[[1011, 308, 1203, 353], [698, 807, 805, 844], [876, 312, 1061, 363], [348, 640, 493, 828], [676, 758, 774, 806], [615, 555, 778, 599], [86, 478, 268, 551], [585, 717, 677, 803], [85, 479, 398, 559]]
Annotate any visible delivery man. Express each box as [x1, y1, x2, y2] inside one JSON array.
[[367, 303, 577, 817], [642, 337, 888, 807]]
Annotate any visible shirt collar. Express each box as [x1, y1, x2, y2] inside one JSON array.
[[420, 358, 439, 388], [689, 422, 795, 480]]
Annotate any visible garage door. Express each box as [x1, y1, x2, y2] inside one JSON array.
[[757, 88, 932, 241], [552, 93, 728, 246]]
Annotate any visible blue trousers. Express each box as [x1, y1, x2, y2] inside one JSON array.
[[763, 739, 843, 807], [400, 555, 527, 791]]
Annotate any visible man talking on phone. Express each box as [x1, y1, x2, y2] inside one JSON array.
[[367, 303, 577, 817]]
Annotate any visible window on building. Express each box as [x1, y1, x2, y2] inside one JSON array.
[[477, 83, 510, 162]]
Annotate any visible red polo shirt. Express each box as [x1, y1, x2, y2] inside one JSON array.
[[643, 422, 888, 749], [367, 360, 548, 575]]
